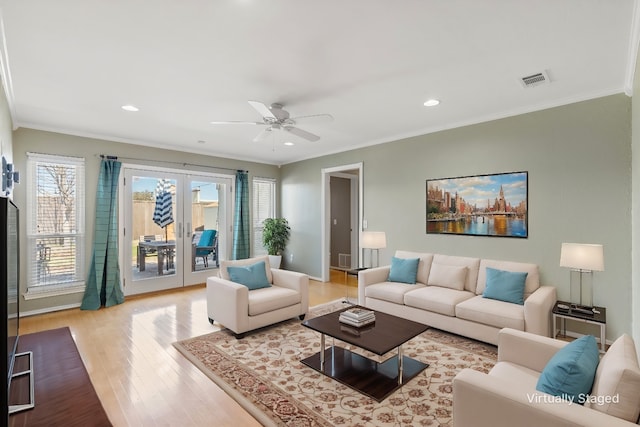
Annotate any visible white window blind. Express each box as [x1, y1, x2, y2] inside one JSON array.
[[26, 152, 85, 296], [252, 177, 276, 256]]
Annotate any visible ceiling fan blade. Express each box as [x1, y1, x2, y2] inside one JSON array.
[[290, 113, 334, 124], [253, 127, 273, 142], [248, 100, 277, 120], [210, 120, 263, 125], [283, 126, 320, 142]]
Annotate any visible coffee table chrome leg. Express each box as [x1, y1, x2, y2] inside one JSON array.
[[398, 345, 404, 385], [320, 333, 325, 370]]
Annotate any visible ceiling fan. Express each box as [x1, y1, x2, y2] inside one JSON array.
[[211, 101, 333, 142]]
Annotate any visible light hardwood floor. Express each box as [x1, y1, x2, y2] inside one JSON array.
[[18, 271, 357, 427]]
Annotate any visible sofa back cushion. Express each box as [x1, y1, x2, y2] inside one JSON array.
[[431, 254, 480, 293], [476, 259, 540, 298], [395, 251, 434, 285], [220, 255, 273, 284], [587, 334, 640, 422], [427, 263, 468, 291]]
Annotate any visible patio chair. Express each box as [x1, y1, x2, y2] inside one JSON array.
[[193, 229, 218, 268]]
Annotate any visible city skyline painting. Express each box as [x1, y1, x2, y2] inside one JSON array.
[[426, 171, 528, 238]]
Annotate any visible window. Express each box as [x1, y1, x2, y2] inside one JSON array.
[[25, 152, 85, 298], [252, 177, 275, 256]]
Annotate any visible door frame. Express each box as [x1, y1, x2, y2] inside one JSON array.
[[321, 162, 363, 282]]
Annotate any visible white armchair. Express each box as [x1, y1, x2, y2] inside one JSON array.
[[206, 255, 309, 338], [453, 328, 640, 427]]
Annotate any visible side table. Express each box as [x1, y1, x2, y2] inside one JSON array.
[[552, 301, 606, 353], [343, 267, 368, 304]]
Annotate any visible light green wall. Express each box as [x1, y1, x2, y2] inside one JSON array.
[[632, 46, 640, 349], [0, 81, 12, 167], [11, 128, 280, 314], [282, 94, 632, 341]]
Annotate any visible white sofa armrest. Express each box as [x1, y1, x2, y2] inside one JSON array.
[[524, 285, 557, 337], [357, 266, 391, 305], [206, 276, 250, 333], [453, 368, 637, 427], [497, 328, 567, 372], [271, 268, 309, 314]]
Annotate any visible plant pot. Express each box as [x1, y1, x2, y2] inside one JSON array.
[[268, 255, 282, 269]]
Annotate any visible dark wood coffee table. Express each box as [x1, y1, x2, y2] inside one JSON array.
[[301, 305, 429, 402]]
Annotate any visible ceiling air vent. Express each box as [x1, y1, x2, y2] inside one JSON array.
[[520, 70, 550, 88]]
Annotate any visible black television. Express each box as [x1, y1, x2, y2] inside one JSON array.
[[0, 197, 19, 424]]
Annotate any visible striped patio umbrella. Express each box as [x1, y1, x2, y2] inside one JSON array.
[[153, 179, 174, 241]]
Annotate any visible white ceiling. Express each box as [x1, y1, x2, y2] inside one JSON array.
[[0, 1, 636, 165]]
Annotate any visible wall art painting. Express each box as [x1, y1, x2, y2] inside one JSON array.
[[426, 171, 528, 238]]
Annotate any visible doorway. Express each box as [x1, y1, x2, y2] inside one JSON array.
[[120, 165, 233, 295], [321, 163, 363, 282]]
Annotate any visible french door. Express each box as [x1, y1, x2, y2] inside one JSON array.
[[120, 165, 233, 295]]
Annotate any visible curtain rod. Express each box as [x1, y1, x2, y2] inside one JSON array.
[[98, 154, 248, 173]]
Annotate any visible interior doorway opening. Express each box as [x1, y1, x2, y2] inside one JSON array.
[[321, 163, 363, 283]]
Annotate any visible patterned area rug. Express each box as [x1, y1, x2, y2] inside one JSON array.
[[173, 301, 497, 427]]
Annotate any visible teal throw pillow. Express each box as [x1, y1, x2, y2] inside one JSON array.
[[536, 335, 600, 404], [387, 257, 420, 284], [482, 267, 528, 305], [227, 261, 271, 290]]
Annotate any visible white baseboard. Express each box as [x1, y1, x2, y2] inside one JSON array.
[[21, 302, 81, 318]]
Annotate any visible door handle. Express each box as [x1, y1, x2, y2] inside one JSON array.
[[178, 223, 183, 238], [186, 222, 191, 238]]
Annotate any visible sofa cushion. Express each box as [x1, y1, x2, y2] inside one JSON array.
[[536, 335, 600, 404], [455, 296, 525, 330], [427, 263, 468, 291], [388, 256, 420, 284], [248, 286, 300, 316], [227, 261, 271, 290], [220, 255, 273, 284], [587, 334, 640, 421], [432, 254, 480, 293], [476, 259, 539, 297], [395, 251, 434, 285], [404, 286, 475, 317], [365, 281, 426, 304], [482, 267, 527, 305]]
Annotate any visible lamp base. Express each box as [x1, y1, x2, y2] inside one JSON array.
[[569, 269, 594, 309]]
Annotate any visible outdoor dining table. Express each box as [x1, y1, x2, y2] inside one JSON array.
[[138, 240, 176, 275]]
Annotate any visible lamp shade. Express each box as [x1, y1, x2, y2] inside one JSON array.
[[559, 243, 604, 271], [362, 231, 386, 249]]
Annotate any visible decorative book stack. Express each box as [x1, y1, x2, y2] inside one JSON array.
[[339, 307, 375, 327]]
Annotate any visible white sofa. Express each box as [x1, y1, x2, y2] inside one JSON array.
[[358, 250, 557, 345], [206, 255, 309, 338], [453, 328, 640, 426]]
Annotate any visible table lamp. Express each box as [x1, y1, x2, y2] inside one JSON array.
[[362, 231, 386, 268], [559, 243, 604, 309]]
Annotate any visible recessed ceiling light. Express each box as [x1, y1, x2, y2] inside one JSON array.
[[283, 141, 295, 146], [121, 104, 139, 112], [423, 99, 440, 107]]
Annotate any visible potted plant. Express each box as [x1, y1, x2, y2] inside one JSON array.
[[262, 218, 290, 268]]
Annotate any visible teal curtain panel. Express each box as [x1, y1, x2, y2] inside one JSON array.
[[81, 158, 124, 309], [232, 170, 250, 260]]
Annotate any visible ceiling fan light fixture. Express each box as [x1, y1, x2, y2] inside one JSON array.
[[121, 104, 140, 112], [423, 99, 440, 107]]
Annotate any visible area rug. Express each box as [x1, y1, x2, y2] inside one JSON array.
[[173, 301, 497, 427]]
